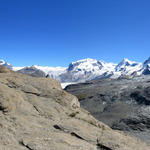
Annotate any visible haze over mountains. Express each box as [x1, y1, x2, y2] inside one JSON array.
[[1, 57, 150, 84]]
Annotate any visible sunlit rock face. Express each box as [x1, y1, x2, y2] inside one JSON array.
[[0, 66, 149, 150]]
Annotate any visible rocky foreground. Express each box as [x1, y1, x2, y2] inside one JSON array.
[[65, 75, 150, 145], [0, 66, 149, 150]]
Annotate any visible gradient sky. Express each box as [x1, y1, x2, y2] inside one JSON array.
[[0, 0, 150, 67]]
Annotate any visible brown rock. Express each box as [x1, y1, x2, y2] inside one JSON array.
[[0, 65, 12, 73], [0, 68, 149, 150]]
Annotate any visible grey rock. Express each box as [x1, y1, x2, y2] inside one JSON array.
[[17, 66, 46, 77], [65, 75, 150, 144]]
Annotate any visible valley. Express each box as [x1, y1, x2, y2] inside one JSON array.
[[65, 75, 150, 144]]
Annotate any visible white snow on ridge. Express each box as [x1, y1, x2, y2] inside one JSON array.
[[12, 67, 24, 71], [0, 60, 7, 65], [61, 82, 77, 89], [33, 65, 67, 74], [0, 60, 11, 66], [2, 57, 150, 84], [33, 65, 67, 80], [112, 58, 142, 78], [68, 58, 116, 76]]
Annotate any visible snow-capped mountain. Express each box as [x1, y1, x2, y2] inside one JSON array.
[[140, 57, 150, 75], [59, 58, 116, 82], [1, 57, 150, 85], [13, 65, 66, 80], [115, 58, 141, 72], [33, 65, 67, 80], [0, 60, 12, 69], [12, 65, 66, 80], [111, 58, 142, 78]]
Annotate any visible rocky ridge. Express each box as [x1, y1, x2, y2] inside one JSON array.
[[0, 65, 149, 150], [17, 66, 46, 77]]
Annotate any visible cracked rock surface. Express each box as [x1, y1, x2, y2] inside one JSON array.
[[0, 66, 149, 150]]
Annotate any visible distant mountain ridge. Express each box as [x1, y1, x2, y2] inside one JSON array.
[[1, 57, 150, 83], [0, 60, 12, 69]]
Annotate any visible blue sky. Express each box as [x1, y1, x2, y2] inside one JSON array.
[[0, 0, 150, 66]]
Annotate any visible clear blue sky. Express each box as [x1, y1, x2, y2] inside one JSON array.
[[0, 0, 150, 66]]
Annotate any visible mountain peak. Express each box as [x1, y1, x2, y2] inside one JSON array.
[[0, 60, 6, 65], [120, 58, 134, 64], [144, 57, 150, 65], [0, 60, 12, 69], [68, 58, 104, 72], [71, 58, 98, 65], [115, 58, 141, 73], [118, 58, 140, 66]]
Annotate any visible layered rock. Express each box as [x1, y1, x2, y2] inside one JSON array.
[[0, 65, 149, 150]]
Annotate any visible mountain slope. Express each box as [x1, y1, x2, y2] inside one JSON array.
[[112, 58, 142, 78], [59, 58, 116, 82], [17, 66, 46, 77], [65, 75, 150, 144], [141, 57, 150, 75], [33, 65, 67, 80], [0, 66, 149, 150]]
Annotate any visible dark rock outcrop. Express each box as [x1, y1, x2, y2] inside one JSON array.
[[17, 66, 46, 77]]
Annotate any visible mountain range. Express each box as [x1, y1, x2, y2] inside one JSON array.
[[0, 64, 149, 150], [1, 57, 150, 84]]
